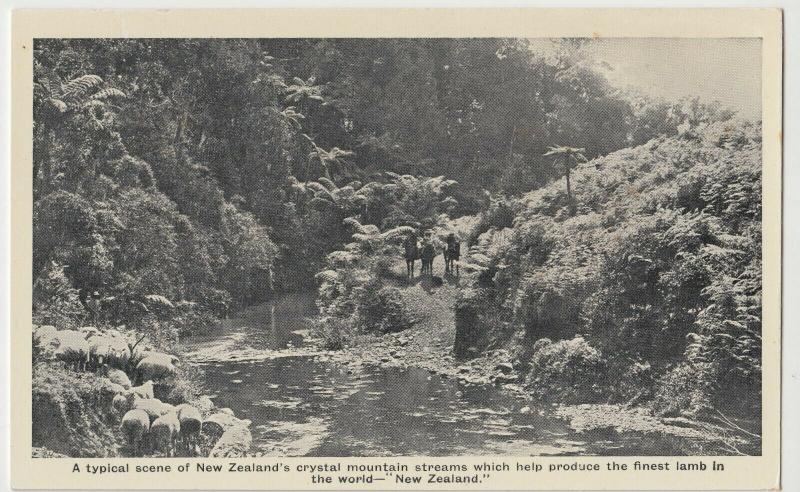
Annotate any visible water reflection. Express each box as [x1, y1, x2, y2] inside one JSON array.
[[182, 293, 683, 456]]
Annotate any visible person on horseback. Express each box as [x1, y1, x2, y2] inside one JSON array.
[[445, 232, 461, 276], [403, 232, 419, 278]]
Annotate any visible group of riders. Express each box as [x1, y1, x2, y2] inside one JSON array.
[[402, 231, 461, 279]]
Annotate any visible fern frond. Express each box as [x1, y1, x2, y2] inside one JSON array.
[[316, 177, 337, 191], [315, 270, 339, 283], [380, 226, 416, 241], [61, 75, 103, 101], [90, 88, 126, 101], [307, 183, 335, 203], [50, 99, 68, 113], [342, 217, 370, 235], [41, 74, 62, 98]]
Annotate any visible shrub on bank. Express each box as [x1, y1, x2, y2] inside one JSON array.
[[525, 336, 607, 403], [356, 284, 412, 334], [309, 316, 354, 350], [651, 362, 714, 417]]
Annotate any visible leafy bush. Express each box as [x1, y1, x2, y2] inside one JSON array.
[[525, 336, 607, 403], [651, 363, 714, 417], [32, 262, 86, 329], [467, 195, 517, 245], [309, 316, 354, 350], [356, 284, 412, 334]]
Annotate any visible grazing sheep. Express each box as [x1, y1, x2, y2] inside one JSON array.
[[150, 412, 180, 457], [54, 330, 90, 371], [88, 335, 113, 370], [106, 338, 131, 370], [132, 396, 175, 423], [105, 328, 123, 339], [176, 404, 202, 454], [33, 325, 60, 358], [112, 394, 131, 415], [136, 353, 178, 382], [34, 325, 58, 340], [120, 409, 150, 456], [130, 381, 154, 400], [105, 367, 132, 390]]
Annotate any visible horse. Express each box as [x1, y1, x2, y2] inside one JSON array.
[[420, 242, 436, 276], [444, 235, 461, 276], [403, 235, 420, 278]]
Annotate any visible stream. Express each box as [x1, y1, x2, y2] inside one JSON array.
[[181, 293, 685, 456]]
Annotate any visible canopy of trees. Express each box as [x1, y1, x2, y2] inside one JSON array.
[[33, 38, 744, 340]]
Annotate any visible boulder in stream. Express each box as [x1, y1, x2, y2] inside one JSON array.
[[209, 425, 253, 457]]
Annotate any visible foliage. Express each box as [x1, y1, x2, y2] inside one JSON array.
[[463, 121, 761, 417], [33, 39, 761, 422], [309, 316, 354, 350], [525, 337, 607, 403], [651, 363, 715, 417], [33, 262, 86, 329], [355, 282, 413, 334]]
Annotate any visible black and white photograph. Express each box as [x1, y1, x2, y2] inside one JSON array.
[[29, 35, 766, 460]]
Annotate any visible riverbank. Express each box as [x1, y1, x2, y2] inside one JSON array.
[[32, 324, 255, 458], [311, 261, 751, 455]]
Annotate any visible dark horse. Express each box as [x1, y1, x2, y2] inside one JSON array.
[[420, 241, 436, 275], [403, 233, 419, 278], [444, 233, 460, 276]]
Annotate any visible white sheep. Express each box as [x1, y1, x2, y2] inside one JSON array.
[[105, 328, 123, 339], [150, 411, 180, 457], [112, 393, 131, 415], [132, 396, 175, 423], [34, 324, 58, 340], [136, 353, 178, 381], [33, 325, 60, 358], [130, 380, 154, 400], [120, 409, 150, 456], [105, 367, 132, 390], [54, 330, 90, 371], [106, 337, 131, 370], [88, 335, 114, 370], [176, 404, 202, 454], [79, 326, 101, 338]]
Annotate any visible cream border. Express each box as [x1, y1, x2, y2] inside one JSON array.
[[10, 8, 782, 490]]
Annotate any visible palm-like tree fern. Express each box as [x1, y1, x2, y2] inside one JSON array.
[[543, 145, 587, 207], [284, 76, 325, 105], [33, 68, 125, 194], [35, 71, 125, 121]]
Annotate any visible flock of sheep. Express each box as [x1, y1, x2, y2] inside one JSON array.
[[34, 324, 250, 457]]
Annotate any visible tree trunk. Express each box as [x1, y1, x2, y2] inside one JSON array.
[[508, 126, 517, 163], [174, 110, 187, 166], [565, 159, 575, 215], [564, 160, 572, 203]]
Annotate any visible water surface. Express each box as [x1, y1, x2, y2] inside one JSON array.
[[182, 293, 684, 456]]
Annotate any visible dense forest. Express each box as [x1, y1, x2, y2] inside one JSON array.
[[32, 38, 761, 456]]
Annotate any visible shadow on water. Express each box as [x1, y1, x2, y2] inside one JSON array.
[[183, 293, 687, 457]]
